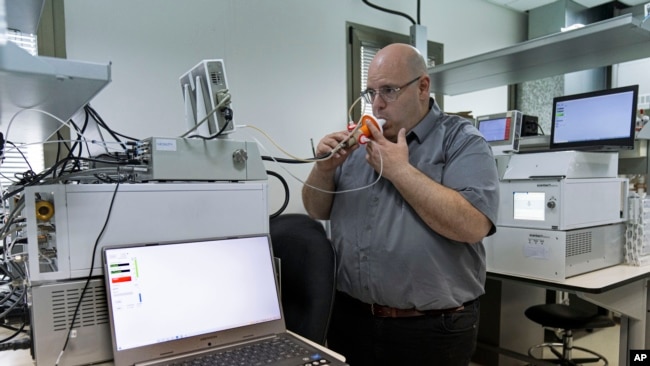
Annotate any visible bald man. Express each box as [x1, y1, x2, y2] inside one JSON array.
[[302, 43, 499, 365]]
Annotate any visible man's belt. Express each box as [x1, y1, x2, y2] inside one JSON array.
[[370, 299, 476, 318]]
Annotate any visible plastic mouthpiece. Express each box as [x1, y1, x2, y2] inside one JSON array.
[[356, 115, 383, 144]]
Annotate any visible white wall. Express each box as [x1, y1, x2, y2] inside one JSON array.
[[615, 58, 650, 103], [63, 0, 526, 215]]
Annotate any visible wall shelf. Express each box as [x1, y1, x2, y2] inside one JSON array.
[[0, 41, 111, 143], [6, 0, 44, 35], [428, 13, 650, 96]]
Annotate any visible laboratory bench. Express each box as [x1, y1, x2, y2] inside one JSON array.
[[476, 264, 650, 366]]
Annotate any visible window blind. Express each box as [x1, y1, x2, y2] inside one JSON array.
[[1, 33, 44, 190], [360, 45, 379, 117], [8, 29, 37, 56]]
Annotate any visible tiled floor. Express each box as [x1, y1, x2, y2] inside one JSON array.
[[471, 322, 620, 365], [0, 327, 32, 366], [574, 324, 620, 364], [0, 320, 622, 366]]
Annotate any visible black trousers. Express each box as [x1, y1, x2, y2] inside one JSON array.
[[327, 292, 480, 366]]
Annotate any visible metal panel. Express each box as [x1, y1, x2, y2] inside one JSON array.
[[485, 224, 625, 280], [30, 279, 112, 366], [0, 42, 111, 143], [5, 0, 44, 34], [428, 14, 650, 95], [24, 182, 269, 282]]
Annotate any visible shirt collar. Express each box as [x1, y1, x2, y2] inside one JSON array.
[[407, 98, 442, 144]]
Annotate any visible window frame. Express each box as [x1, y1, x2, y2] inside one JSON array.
[[0, 0, 65, 189], [346, 22, 444, 123]]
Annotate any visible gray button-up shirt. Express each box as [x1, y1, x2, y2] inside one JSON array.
[[330, 99, 499, 310]]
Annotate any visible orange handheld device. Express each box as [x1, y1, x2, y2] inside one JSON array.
[[331, 114, 385, 155], [347, 114, 384, 145]]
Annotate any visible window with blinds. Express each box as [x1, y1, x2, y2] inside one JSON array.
[[0, 145, 38, 190], [347, 22, 443, 122], [360, 45, 378, 116], [8, 29, 38, 56], [1, 32, 44, 190]]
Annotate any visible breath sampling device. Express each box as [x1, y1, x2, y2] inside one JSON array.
[[332, 114, 385, 154]]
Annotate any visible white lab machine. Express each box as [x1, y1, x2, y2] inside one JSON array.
[[180, 59, 234, 136], [486, 223, 625, 281], [23, 182, 269, 366], [14, 57, 272, 365], [476, 110, 523, 155], [496, 151, 626, 230], [486, 151, 627, 280], [133, 137, 267, 182]]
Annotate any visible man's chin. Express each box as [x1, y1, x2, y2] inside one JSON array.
[[383, 132, 398, 143], [381, 125, 394, 139]]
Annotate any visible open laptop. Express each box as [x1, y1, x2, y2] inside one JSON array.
[[102, 234, 347, 366]]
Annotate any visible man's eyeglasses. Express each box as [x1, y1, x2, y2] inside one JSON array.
[[361, 76, 421, 104]]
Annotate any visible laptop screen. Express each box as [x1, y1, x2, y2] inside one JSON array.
[[104, 235, 282, 352]]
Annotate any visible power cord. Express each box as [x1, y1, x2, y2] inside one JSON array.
[[0, 337, 30, 351], [243, 96, 367, 163], [241, 126, 384, 195], [55, 181, 121, 366], [186, 107, 234, 140], [362, 0, 418, 25], [179, 89, 232, 138], [267, 170, 289, 219]]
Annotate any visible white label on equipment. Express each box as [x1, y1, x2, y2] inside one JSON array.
[[155, 139, 177, 151], [523, 243, 550, 260]]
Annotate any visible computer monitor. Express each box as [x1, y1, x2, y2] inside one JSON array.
[[549, 85, 638, 151], [476, 110, 523, 155]]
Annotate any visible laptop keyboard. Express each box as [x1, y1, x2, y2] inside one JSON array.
[[166, 335, 335, 366]]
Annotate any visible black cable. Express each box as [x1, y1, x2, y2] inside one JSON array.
[[262, 156, 313, 164], [56, 181, 120, 366], [261, 152, 331, 164], [267, 170, 289, 219], [187, 108, 234, 140], [0, 132, 5, 159], [0, 316, 27, 344], [1, 155, 129, 212], [49, 111, 89, 179], [54, 131, 65, 178], [0, 199, 25, 248], [8, 260, 26, 281], [85, 105, 139, 146], [5, 142, 33, 174], [362, 0, 416, 25], [0, 337, 30, 350], [0, 262, 27, 342], [66, 117, 92, 174], [417, 0, 421, 25], [54, 128, 80, 178]]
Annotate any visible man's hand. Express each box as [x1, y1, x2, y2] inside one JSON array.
[[303, 129, 359, 219], [364, 122, 410, 181], [314, 130, 359, 172]]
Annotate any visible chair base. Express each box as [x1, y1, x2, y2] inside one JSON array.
[[528, 342, 609, 365]]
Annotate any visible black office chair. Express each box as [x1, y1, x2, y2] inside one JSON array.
[[269, 213, 337, 346], [524, 303, 616, 365]]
